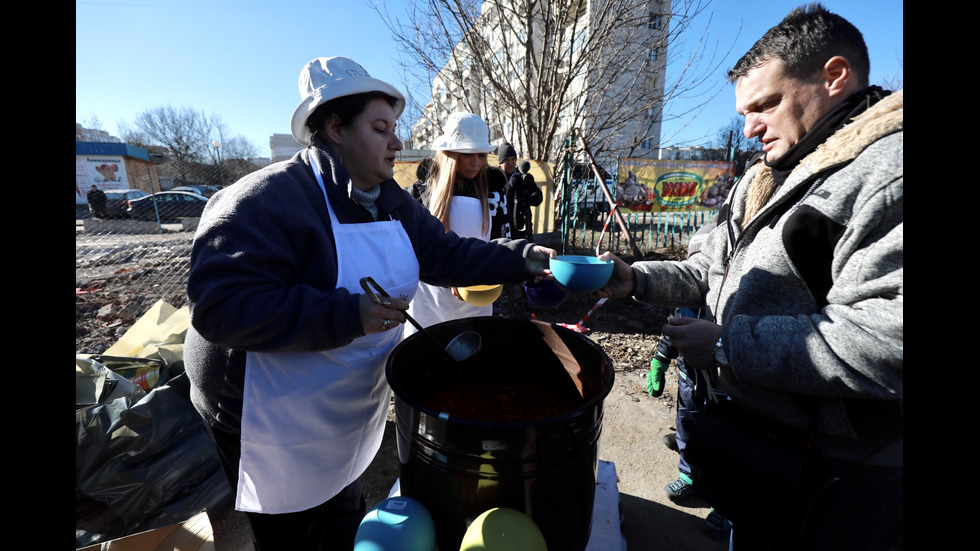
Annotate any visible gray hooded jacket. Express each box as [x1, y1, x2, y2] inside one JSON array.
[[631, 90, 903, 439]]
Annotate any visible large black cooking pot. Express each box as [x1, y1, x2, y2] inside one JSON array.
[[386, 316, 614, 551]]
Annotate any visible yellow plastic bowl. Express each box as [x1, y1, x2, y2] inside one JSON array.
[[460, 507, 547, 551], [457, 284, 503, 306]]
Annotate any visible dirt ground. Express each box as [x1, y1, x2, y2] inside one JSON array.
[[76, 242, 730, 550]]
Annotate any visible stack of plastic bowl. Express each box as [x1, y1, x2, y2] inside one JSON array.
[[456, 284, 503, 307], [354, 496, 437, 551], [459, 507, 548, 551]]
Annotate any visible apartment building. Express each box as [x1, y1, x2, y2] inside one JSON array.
[[411, 0, 670, 166]]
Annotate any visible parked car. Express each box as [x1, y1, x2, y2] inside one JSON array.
[[96, 189, 149, 219], [127, 191, 210, 221], [171, 185, 220, 198], [570, 179, 610, 224]]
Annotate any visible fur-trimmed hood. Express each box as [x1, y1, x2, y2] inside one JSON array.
[[806, 89, 903, 174]]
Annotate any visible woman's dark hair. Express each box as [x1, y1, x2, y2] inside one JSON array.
[[728, 3, 869, 87], [305, 91, 400, 138]]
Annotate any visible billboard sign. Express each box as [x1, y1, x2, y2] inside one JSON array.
[[616, 159, 735, 212], [76, 155, 130, 203]]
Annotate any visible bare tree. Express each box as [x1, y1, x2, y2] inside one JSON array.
[[376, 0, 732, 165], [116, 121, 155, 150], [198, 114, 229, 167], [709, 115, 753, 157], [134, 105, 210, 185], [130, 106, 262, 187], [83, 115, 105, 134], [879, 57, 902, 91], [220, 136, 262, 185], [81, 115, 112, 142], [222, 136, 260, 164], [196, 114, 233, 186]]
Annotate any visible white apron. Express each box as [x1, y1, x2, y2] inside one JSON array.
[[236, 156, 419, 513], [404, 196, 491, 338]]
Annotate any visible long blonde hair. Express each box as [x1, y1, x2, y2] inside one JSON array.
[[426, 150, 490, 235]]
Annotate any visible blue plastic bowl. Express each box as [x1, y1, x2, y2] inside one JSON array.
[[354, 496, 436, 551], [549, 255, 614, 293], [524, 279, 568, 309]]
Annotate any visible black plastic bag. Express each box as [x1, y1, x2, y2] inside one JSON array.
[[75, 371, 234, 536]]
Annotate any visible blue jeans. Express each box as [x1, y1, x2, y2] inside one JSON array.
[[665, 307, 713, 477]]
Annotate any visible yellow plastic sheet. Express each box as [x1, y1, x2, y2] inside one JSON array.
[[104, 300, 190, 359]]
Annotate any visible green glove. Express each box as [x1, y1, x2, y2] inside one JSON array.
[[647, 357, 670, 397]]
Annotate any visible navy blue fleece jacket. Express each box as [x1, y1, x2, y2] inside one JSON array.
[[184, 140, 533, 432]]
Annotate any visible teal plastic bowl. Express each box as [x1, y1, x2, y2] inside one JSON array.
[[354, 496, 436, 551], [549, 255, 614, 293]]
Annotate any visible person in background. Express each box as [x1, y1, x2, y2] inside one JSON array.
[[646, 219, 716, 399], [404, 112, 513, 337], [496, 143, 519, 233], [594, 4, 902, 549], [512, 160, 543, 241], [646, 220, 731, 540], [183, 57, 555, 551], [409, 156, 434, 206], [87, 185, 107, 219]]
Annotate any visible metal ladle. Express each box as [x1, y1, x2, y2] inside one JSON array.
[[360, 277, 481, 363]]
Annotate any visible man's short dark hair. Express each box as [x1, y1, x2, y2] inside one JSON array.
[[728, 3, 869, 87]]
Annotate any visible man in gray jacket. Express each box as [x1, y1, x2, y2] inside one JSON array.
[[595, 4, 901, 549]]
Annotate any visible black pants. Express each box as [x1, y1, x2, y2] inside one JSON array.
[[206, 423, 367, 551], [687, 402, 903, 550], [731, 461, 903, 550]]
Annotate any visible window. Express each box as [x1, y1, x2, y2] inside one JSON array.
[[641, 138, 654, 150], [648, 13, 662, 30], [648, 49, 659, 63]]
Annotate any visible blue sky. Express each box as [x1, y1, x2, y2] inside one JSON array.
[[76, 1, 903, 158]]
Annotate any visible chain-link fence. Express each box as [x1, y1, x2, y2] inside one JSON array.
[[75, 157, 720, 354], [75, 161, 236, 355], [75, 224, 195, 354]]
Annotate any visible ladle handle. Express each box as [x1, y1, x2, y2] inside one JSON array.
[[359, 277, 456, 363]]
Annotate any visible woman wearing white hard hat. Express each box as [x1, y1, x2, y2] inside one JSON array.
[[183, 57, 556, 550], [404, 112, 512, 338]]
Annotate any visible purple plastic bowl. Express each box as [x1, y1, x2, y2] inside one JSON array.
[[524, 279, 568, 310]]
